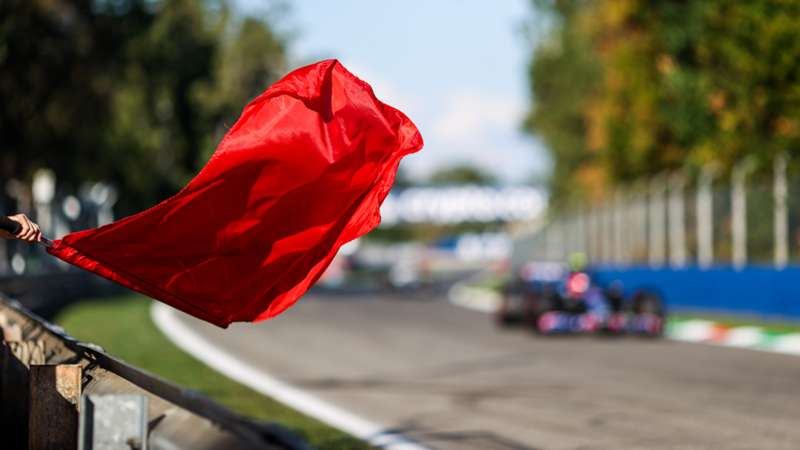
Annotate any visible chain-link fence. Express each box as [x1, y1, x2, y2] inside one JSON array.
[[520, 156, 799, 269]]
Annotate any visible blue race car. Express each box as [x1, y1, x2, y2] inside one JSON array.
[[534, 270, 665, 337]]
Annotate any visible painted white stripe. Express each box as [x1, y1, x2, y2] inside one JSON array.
[[669, 320, 715, 342], [150, 303, 431, 450], [722, 327, 763, 348], [771, 334, 800, 356]]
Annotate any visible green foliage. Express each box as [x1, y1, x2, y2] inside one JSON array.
[[524, 0, 601, 206], [0, 0, 287, 213], [525, 0, 800, 205]]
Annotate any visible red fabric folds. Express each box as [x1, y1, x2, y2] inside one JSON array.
[[47, 59, 423, 327]]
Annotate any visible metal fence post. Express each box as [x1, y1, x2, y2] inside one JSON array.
[[697, 167, 714, 268], [732, 163, 748, 270], [636, 184, 649, 263], [613, 190, 624, 264], [572, 215, 581, 257], [668, 173, 687, 267], [649, 176, 666, 267], [603, 199, 614, 263], [546, 221, 563, 262], [564, 216, 575, 258], [79, 395, 148, 450], [576, 207, 587, 257], [556, 220, 566, 261], [626, 188, 641, 263], [598, 203, 607, 263], [774, 154, 789, 268], [563, 217, 572, 258], [590, 206, 600, 262]]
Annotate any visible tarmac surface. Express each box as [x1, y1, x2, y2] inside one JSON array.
[[172, 291, 800, 450]]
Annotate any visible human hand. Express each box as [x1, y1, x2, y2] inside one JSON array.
[[0, 214, 42, 243]]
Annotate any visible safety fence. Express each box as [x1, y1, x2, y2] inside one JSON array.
[[511, 156, 800, 318], [519, 156, 800, 269], [0, 295, 312, 450]]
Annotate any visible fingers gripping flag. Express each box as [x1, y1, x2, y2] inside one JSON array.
[[47, 60, 423, 328]]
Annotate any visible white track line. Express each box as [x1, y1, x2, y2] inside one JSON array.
[[150, 303, 431, 450]]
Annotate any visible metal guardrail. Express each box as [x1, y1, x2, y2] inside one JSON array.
[[0, 295, 315, 450]]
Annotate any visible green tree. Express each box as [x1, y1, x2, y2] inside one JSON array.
[[525, 0, 800, 206], [195, 15, 287, 164], [0, 0, 287, 213], [103, 0, 220, 208], [524, 0, 601, 205], [0, 0, 151, 188]]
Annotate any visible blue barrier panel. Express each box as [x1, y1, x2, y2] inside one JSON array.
[[590, 265, 800, 319]]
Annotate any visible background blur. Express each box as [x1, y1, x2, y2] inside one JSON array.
[[3, 1, 800, 450]]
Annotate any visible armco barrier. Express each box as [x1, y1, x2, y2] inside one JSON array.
[[0, 295, 314, 450], [591, 265, 800, 319]]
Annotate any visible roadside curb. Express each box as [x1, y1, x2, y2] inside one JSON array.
[[150, 303, 433, 450], [449, 282, 800, 356], [667, 319, 800, 355]]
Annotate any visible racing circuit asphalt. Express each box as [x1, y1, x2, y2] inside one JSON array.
[[170, 290, 800, 450]]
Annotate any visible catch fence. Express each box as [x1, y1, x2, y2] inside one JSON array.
[[522, 156, 800, 270]]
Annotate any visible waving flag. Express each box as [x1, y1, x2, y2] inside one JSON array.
[[47, 60, 423, 328]]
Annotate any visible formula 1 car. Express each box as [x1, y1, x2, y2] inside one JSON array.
[[534, 271, 665, 336], [497, 263, 665, 337]]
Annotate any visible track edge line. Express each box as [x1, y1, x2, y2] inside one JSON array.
[[150, 302, 432, 450]]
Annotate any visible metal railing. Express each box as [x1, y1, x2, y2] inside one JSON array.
[[0, 295, 312, 450]]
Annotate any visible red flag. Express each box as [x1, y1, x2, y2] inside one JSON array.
[[47, 60, 423, 328]]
